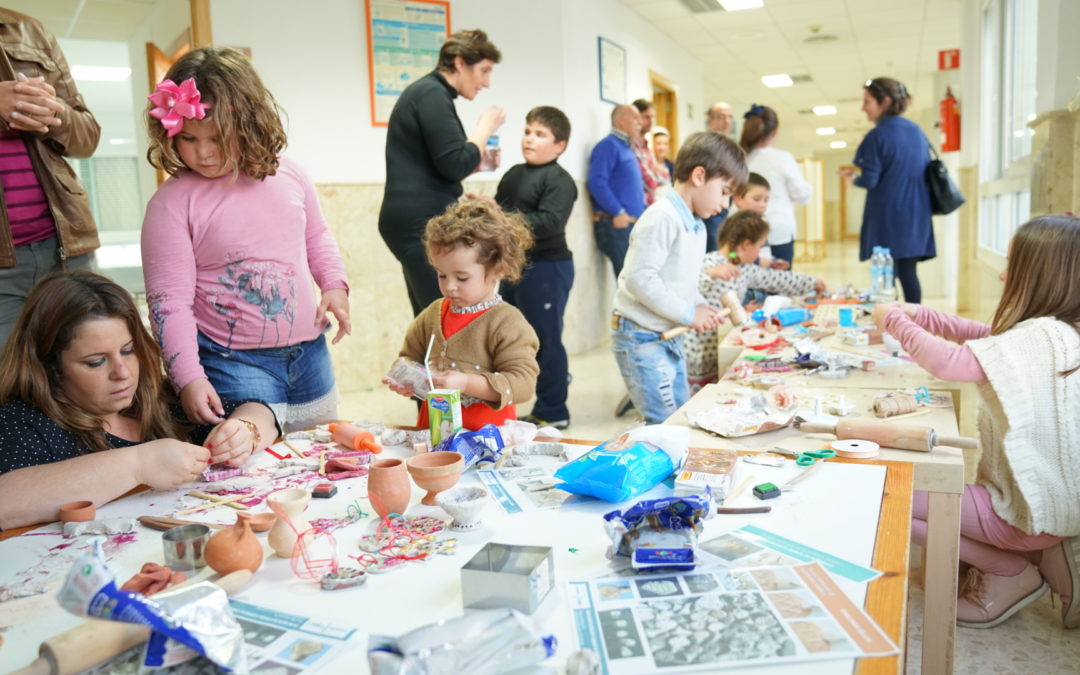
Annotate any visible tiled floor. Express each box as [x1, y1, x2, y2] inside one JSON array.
[[341, 240, 1080, 673]]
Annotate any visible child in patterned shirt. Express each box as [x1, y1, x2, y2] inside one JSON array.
[[684, 210, 826, 390]]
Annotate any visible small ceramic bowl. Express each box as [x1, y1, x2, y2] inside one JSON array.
[[406, 451, 465, 505], [246, 512, 277, 532], [435, 486, 489, 531], [59, 500, 95, 523]]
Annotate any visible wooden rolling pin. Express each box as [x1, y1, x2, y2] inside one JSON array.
[[661, 307, 732, 341], [137, 515, 224, 532], [12, 570, 252, 675], [798, 418, 978, 452]]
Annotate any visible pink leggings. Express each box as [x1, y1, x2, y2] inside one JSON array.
[[912, 486, 1062, 577]]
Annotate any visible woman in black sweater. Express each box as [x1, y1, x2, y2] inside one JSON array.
[[378, 29, 506, 316]]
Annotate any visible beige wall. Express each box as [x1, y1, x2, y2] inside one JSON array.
[[319, 180, 614, 396]]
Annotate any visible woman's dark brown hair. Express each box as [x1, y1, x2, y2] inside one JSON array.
[[147, 47, 287, 180], [437, 29, 501, 71], [739, 104, 778, 154], [864, 77, 911, 117], [0, 272, 184, 453]]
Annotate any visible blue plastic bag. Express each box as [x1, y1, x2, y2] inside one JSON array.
[[433, 424, 504, 467], [553, 425, 688, 502]]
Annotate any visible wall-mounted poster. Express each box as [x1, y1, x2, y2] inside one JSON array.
[[365, 0, 451, 126], [598, 36, 627, 104]]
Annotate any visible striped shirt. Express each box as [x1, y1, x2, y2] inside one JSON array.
[[0, 129, 56, 245]]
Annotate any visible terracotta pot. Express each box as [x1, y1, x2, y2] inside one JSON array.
[[368, 458, 411, 518], [267, 488, 312, 558], [59, 500, 95, 523], [203, 512, 263, 575], [406, 451, 465, 506]]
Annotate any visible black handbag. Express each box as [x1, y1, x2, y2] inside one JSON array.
[[924, 136, 965, 215]]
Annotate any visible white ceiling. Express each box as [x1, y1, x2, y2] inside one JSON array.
[[5, 0, 160, 41], [620, 0, 965, 156]]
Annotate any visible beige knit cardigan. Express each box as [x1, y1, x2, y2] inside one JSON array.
[[400, 299, 539, 409], [967, 317, 1080, 536]]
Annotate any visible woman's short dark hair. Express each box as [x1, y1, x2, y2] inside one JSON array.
[[437, 30, 501, 71], [864, 77, 911, 116]]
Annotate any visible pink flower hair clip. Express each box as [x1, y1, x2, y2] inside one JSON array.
[[148, 77, 209, 137]]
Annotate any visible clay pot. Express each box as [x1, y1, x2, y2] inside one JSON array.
[[59, 500, 95, 523], [406, 451, 465, 506], [246, 512, 277, 533], [368, 458, 411, 518], [267, 488, 312, 558], [203, 512, 263, 575]]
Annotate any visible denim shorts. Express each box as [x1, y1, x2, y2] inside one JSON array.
[[611, 315, 689, 425], [196, 332, 337, 429]]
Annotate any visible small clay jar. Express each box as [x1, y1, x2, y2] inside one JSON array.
[[203, 512, 263, 575], [406, 451, 465, 506], [267, 488, 312, 558], [59, 500, 95, 523], [367, 458, 411, 518]]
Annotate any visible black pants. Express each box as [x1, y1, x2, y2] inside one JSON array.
[[391, 242, 441, 317], [894, 257, 921, 303], [504, 259, 575, 421]]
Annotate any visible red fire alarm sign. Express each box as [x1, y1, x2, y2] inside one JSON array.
[[938, 49, 960, 71]]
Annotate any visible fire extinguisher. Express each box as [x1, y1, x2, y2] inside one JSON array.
[[939, 87, 960, 152]]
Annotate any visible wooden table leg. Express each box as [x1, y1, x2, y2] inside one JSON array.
[[921, 490, 962, 675]]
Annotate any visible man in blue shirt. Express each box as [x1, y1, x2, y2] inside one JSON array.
[[587, 104, 646, 279]]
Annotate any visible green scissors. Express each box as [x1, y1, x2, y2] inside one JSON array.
[[795, 449, 836, 466], [774, 447, 836, 466]]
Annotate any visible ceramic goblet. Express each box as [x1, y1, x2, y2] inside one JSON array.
[[406, 451, 464, 505]]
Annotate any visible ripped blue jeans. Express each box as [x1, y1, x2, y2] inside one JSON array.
[[611, 315, 690, 425]]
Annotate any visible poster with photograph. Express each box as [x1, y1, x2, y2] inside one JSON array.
[[703, 525, 881, 583], [568, 562, 896, 674], [365, 0, 450, 125], [477, 459, 590, 514]]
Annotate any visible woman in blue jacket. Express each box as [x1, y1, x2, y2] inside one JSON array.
[[840, 77, 934, 303]]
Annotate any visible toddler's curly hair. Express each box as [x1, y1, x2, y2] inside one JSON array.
[[424, 200, 533, 282]]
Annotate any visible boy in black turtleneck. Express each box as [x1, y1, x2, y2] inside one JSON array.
[[496, 106, 578, 430]]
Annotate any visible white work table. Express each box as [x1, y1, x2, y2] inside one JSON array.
[[1, 436, 913, 675]]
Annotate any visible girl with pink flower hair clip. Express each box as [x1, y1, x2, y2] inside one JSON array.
[[142, 47, 350, 432]]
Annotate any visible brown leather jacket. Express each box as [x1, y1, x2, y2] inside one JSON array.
[[0, 8, 99, 267]]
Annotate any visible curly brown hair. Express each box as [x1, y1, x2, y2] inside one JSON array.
[[424, 200, 533, 282], [146, 47, 286, 180], [717, 210, 770, 251], [0, 272, 185, 454]]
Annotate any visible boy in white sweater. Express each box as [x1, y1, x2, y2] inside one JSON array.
[[611, 132, 748, 424]]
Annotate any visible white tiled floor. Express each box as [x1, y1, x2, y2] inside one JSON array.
[[341, 240, 1080, 673]]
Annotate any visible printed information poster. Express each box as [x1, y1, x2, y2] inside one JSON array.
[[569, 562, 897, 674], [366, 0, 450, 125]]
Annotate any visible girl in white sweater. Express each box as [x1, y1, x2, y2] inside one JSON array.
[[873, 214, 1080, 629]]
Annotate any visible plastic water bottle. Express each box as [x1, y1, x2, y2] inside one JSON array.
[[870, 246, 883, 297], [881, 248, 896, 300]]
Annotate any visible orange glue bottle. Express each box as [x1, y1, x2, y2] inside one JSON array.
[[328, 422, 381, 454]]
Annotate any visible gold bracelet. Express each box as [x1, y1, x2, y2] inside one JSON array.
[[235, 418, 261, 454]]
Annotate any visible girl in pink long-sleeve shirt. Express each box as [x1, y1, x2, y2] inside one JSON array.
[[141, 48, 350, 431], [871, 214, 1080, 630]]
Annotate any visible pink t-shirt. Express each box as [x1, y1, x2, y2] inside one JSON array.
[[0, 129, 56, 245], [141, 155, 348, 391], [883, 305, 990, 382]]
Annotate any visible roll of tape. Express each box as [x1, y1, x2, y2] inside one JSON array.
[[831, 439, 881, 459]]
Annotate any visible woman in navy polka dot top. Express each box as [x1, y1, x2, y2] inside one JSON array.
[[0, 272, 279, 529]]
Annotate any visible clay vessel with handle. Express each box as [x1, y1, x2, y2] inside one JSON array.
[[203, 512, 263, 574]]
